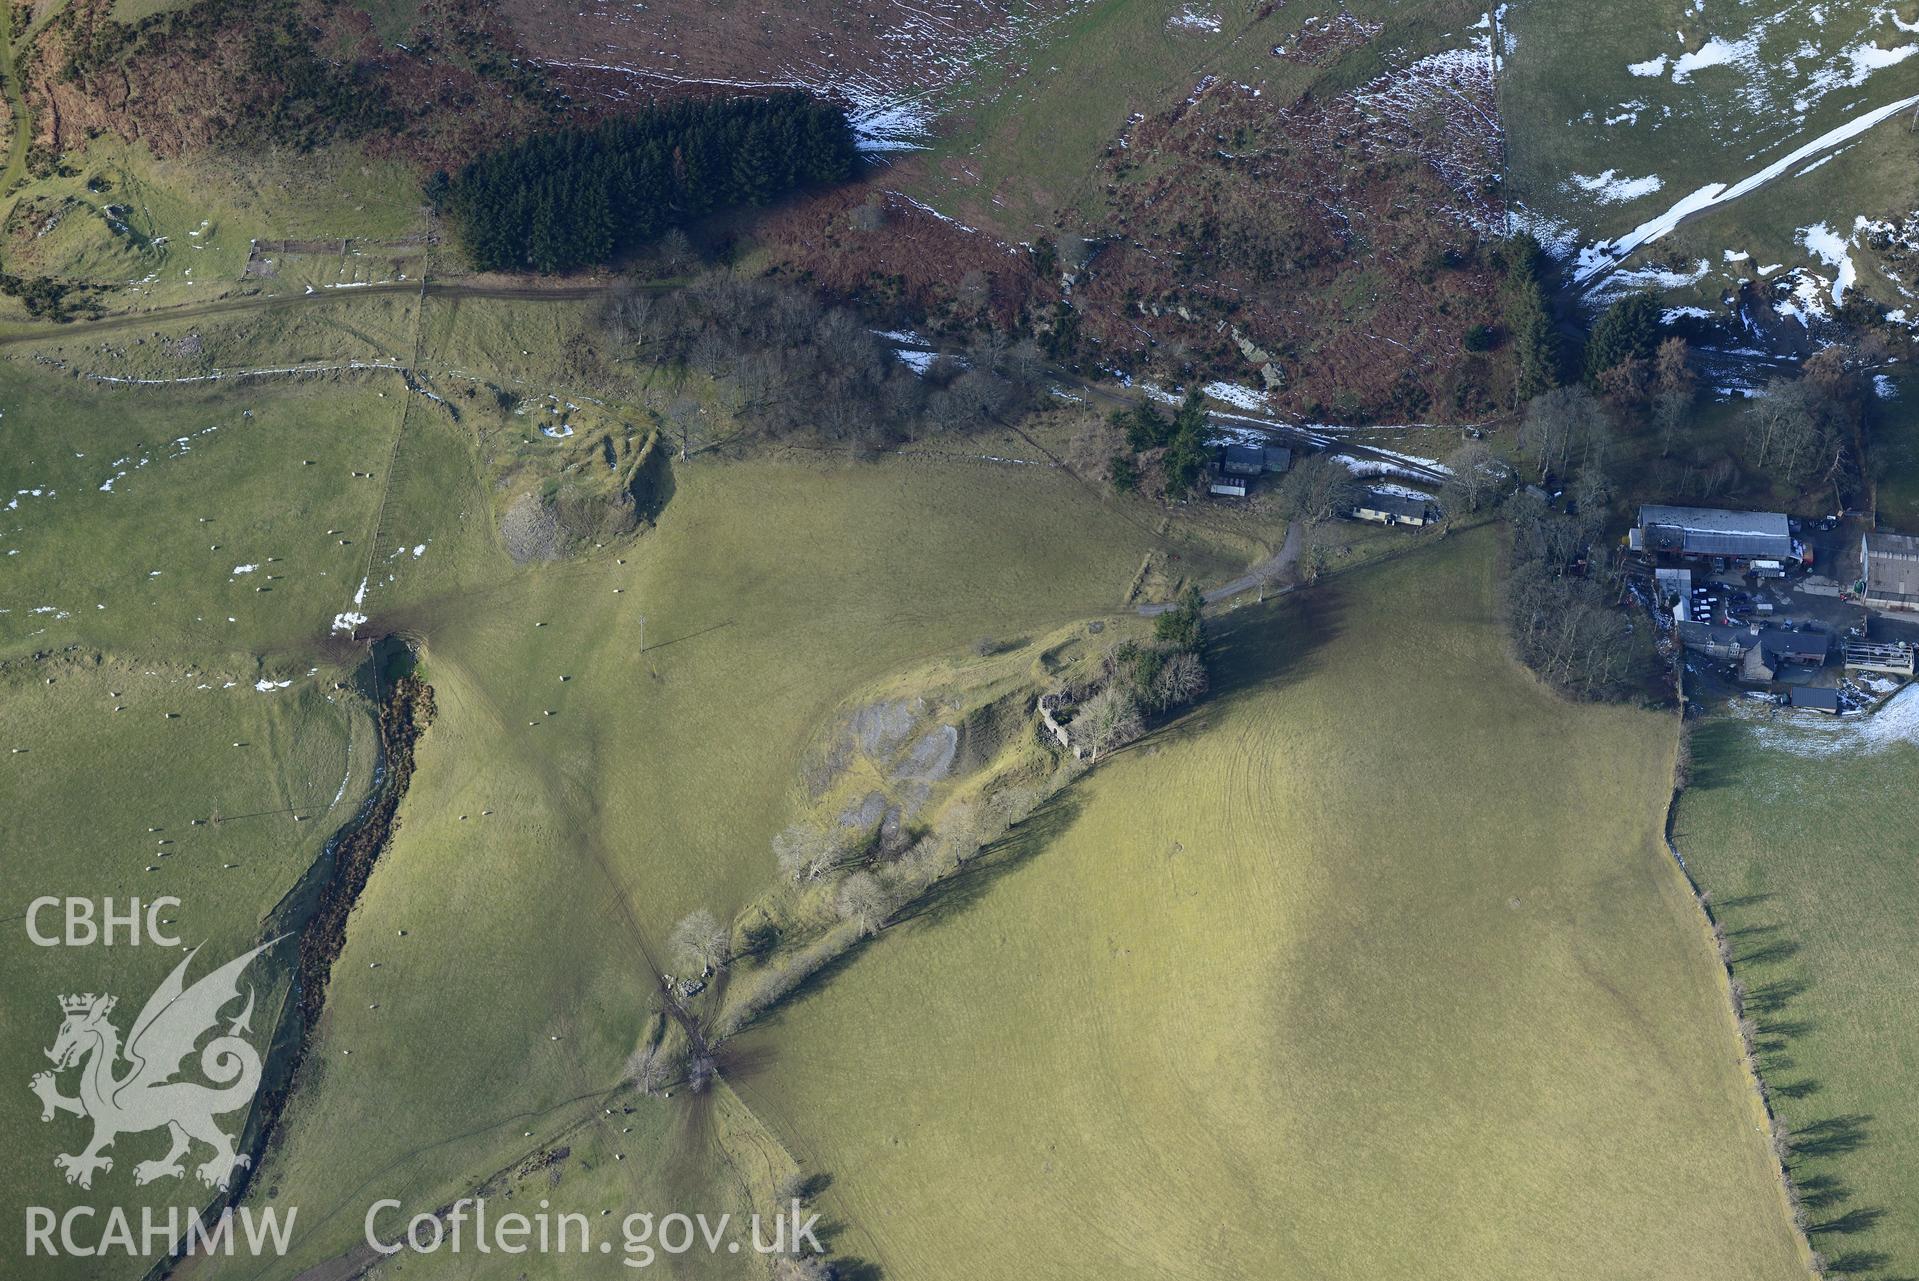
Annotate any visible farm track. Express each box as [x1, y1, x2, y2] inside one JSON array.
[[0, 277, 644, 347], [1048, 368, 1459, 485], [4, 263, 1466, 494]]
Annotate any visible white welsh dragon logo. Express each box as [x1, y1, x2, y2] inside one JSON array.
[[30, 940, 278, 1191]]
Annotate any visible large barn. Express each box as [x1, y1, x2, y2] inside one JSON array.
[[1632, 505, 1793, 562], [1861, 531, 1919, 609]]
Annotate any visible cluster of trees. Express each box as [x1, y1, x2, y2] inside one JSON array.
[[1071, 587, 1210, 761], [1270, 454, 1367, 583], [1505, 486, 1639, 700], [0, 272, 92, 321], [1741, 342, 1878, 498], [1107, 389, 1210, 498], [439, 95, 858, 273], [1500, 374, 1645, 698], [602, 272, 1042, 449], [1583, 291, 1661, 386], [1492, 239, 1895, 697]]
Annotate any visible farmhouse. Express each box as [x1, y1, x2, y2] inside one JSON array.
[[1207, 444, 1291, 497], [1861, 531, 1919, 609], [1350, 489, 1436, 527], [1740, 628, 1831, 683], [1632, 505, 1794, 563], [1677, 620, 1745, 660]]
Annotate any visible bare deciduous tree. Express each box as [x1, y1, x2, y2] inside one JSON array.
[[1743, 379, 1839, 487], [1439, 439, 1505, 514], [625, 1041, 672, 1095], [1075, 686, 1143, 762], [1154, 650, 1208, 706], [836, 872, 889, 936], [1517, 385, 1613, 481], [669, 908, 730, 975], [772, 1256, 834, 1281], [1277, 455, 1363, 525], [773, 823, 842, 883], [655, 229, 697, 275]]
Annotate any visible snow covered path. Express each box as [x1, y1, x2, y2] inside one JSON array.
[[1575, 90, 1919, 286]]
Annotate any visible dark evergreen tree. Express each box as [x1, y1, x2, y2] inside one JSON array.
[[1584, 291, 1661, 383]]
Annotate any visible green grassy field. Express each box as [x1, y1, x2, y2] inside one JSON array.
[[1675, 697, 1919, 1279], [1872, 369, 1919, 529], [0, 280, 1822, 1281], [0, 137, 426, 320], [1502, 0, 1919, 264], [169, 435, 1245, 1279], [0, 366, 409, 658], [1, 303, 1242, 1276], [727, 528, 1806, 1281], [0, 657, 378, 1261]]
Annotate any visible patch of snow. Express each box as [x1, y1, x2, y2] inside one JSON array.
[[1874, 373, 1898, 399], [1840, 39, 1918, 84], [1201, 381, 1270, 411], [1166, 4, 1220, 33], [1628, 54, 1669, 77], [1568, 169, 1664, 205], [1731, 683, 1919, 756], [232, 563, 258, 575], [254, 679, 292, 692], [1799, 221, 1858, 305], [1366, 481, 1437, 501], [1671, 36, 1752, 83], [845, 92, 937, 153]]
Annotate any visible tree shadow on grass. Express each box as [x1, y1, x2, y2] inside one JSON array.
[[1812, 1208, 1888, 1236], [886, 790, 1086, 937], [1792, 1114, 1873, 1160], [1745, 976, 1808, 1015], [1706, 892, 1776, 912], [1718, 918, 1899, 1277], [1796, 1173, 1852, 1210], [1201, 583, 1351, 707], [1678, 720, 1747, 792], [1771, 1078, 1822, 1100], [1737, 938, 1802, 967]]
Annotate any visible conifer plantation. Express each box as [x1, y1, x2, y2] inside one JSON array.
[[439, 94, 859, 273]]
